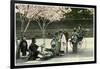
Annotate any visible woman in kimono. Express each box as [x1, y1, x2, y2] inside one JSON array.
[[60, 31, 68, 55], [50, 33, 58, 56], [70, 28, 79, 53]]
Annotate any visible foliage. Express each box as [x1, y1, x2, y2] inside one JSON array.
[[64, 8, 93, 20]]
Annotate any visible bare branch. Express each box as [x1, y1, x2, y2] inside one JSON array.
[[34, 17, 43, 30], [23, 19, 31, 33], [45, 20, 52, 29]]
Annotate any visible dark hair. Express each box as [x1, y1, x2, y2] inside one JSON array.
[[74, 29, 76, 32], [59, 31, 63, 33], [32, 38, 36, 43]]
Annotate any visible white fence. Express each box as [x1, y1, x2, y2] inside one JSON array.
[[17, 38, 94, 51]]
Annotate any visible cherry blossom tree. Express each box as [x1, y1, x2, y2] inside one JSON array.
[[15, 4, 70, 52]]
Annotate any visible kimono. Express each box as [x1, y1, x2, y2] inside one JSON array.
[[51, 37, 57, 56], [61, 33, 68, 54], [77, 29, 84, 42], [19, 40, 28, 56], [71, 32, 79, 53]]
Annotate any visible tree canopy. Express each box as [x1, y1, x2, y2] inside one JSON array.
[[63, 8, 93, 20]]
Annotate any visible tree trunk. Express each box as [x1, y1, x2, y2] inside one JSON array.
[[41, 29, 46, 52]]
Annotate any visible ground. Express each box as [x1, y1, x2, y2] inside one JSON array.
[[15, 38, 94, 66]]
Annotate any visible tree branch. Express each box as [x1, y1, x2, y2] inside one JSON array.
[[45, 20, 52, 29], [23, 19, 31, 33], [34, 17, 43, 30]]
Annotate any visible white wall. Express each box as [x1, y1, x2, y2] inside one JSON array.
[[0, 0, 99, 69]]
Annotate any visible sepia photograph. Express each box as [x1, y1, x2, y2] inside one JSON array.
[[11, 1, 96, 68]]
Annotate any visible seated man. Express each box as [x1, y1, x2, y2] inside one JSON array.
[[28, 38, 43, 60]]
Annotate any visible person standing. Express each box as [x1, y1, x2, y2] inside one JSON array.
[[51, 34, 57, 56], [70, 28, 79, 53], [19, 37, 28, 56], [61, 31, 68, 55], [64, 31, 69, 54], [77, 25, 84, 42]]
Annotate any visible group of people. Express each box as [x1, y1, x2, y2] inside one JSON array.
[[19, 37, 44, 60], [50, 31, 69, 56], [18, 25, 84, 61], [50, 25, 84, 55]]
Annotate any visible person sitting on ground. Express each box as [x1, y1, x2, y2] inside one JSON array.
[[28, 38, 44, 60]]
